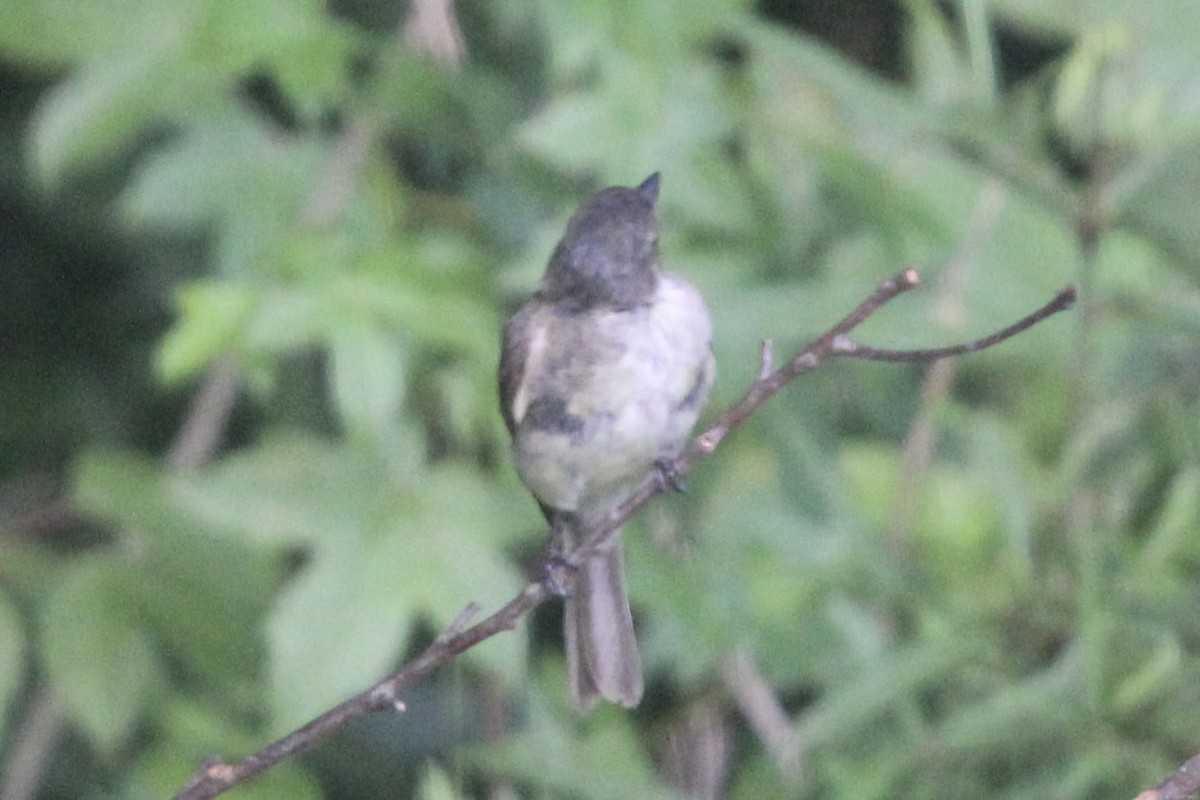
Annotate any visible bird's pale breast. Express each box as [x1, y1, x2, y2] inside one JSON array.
[[511, 274, 714, 519]]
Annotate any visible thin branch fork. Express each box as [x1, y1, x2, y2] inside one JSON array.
[[173, 270, 1077, 800]]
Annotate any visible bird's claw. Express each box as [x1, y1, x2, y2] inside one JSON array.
[[654, 457, 686, 492], [542, 555, 578, 597]]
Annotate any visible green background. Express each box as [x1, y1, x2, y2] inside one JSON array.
[[2, 1, 1199, 798]]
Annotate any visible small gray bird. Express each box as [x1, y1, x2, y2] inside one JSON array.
[[498, 173, 715, 711]]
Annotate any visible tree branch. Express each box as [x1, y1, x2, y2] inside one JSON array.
[[0, 686, 65, 800], [1135, 752, 1200, 800], [569, 273, 1076, 567], [172, 271, 1076, 799], [723, 648, 802, 786]]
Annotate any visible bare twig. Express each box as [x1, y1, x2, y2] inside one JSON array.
[[171, 10, 479, 799], [299, 115, 379, 230], [1135, 752, 1200, 800], [166, 357, 241, 471], [756, 339, 775, 381], [660, 699, 731, 800], [723, 648, 801, 785], [0, 686, 65, 800], [171, 0, 462, 477], [0, 474, 77, 542], [573, 273, 1077, 567], [403, 0, 466, 68], [830, 286, 1076, 362], [172, 271, 1076, 799], [175, 587, 548, 800], [3, 308, 238, 800], [891, 180, 1007, 546]]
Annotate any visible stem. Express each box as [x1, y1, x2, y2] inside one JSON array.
[[172, 272, 1076, 799]]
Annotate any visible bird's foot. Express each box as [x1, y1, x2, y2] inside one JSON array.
[[542, 555, 578, 597], [653, 457, 686, 493]]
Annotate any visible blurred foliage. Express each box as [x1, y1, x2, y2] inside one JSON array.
[[1, 0, 1200, 798]]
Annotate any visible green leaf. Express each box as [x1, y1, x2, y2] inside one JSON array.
[[1119, 142, 1200, 269], [519, 1, 740, 188], [121, 114, 327, 276], [169, 435, 528, 731], [4, 1, 358, 212], [906, 0, 972, 108], [267, 531, 417, 733], [328, 321, 408, 440], [41, 557, 164, 753], [29, 54, 197, 185], [1134, 468, 1200, 581], [243, 285, 330, 354], [0, 0, 192, 67], [187, 0, 330, 73], [474, 698, 687, 800], [929, 646, 1089, 761], [266, 463, 527, 732], [174, 435, 390, 545], [157, 281, 259, 383], [798, 633, 988, 751], [519, 59, 730, 186], [1109, 627, 1183, 716], [74, 449, 182, 529], [416, 763, 458, 800], [74, 449, 280, 692], [271, 27, 359, 121], [328, 265, 501, 363], [131, 699, 323, 800]]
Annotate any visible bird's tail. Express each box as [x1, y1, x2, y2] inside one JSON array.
[[564, 531, 643, 711]]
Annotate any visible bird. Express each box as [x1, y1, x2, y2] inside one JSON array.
[[498, 173, 715, 711]]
